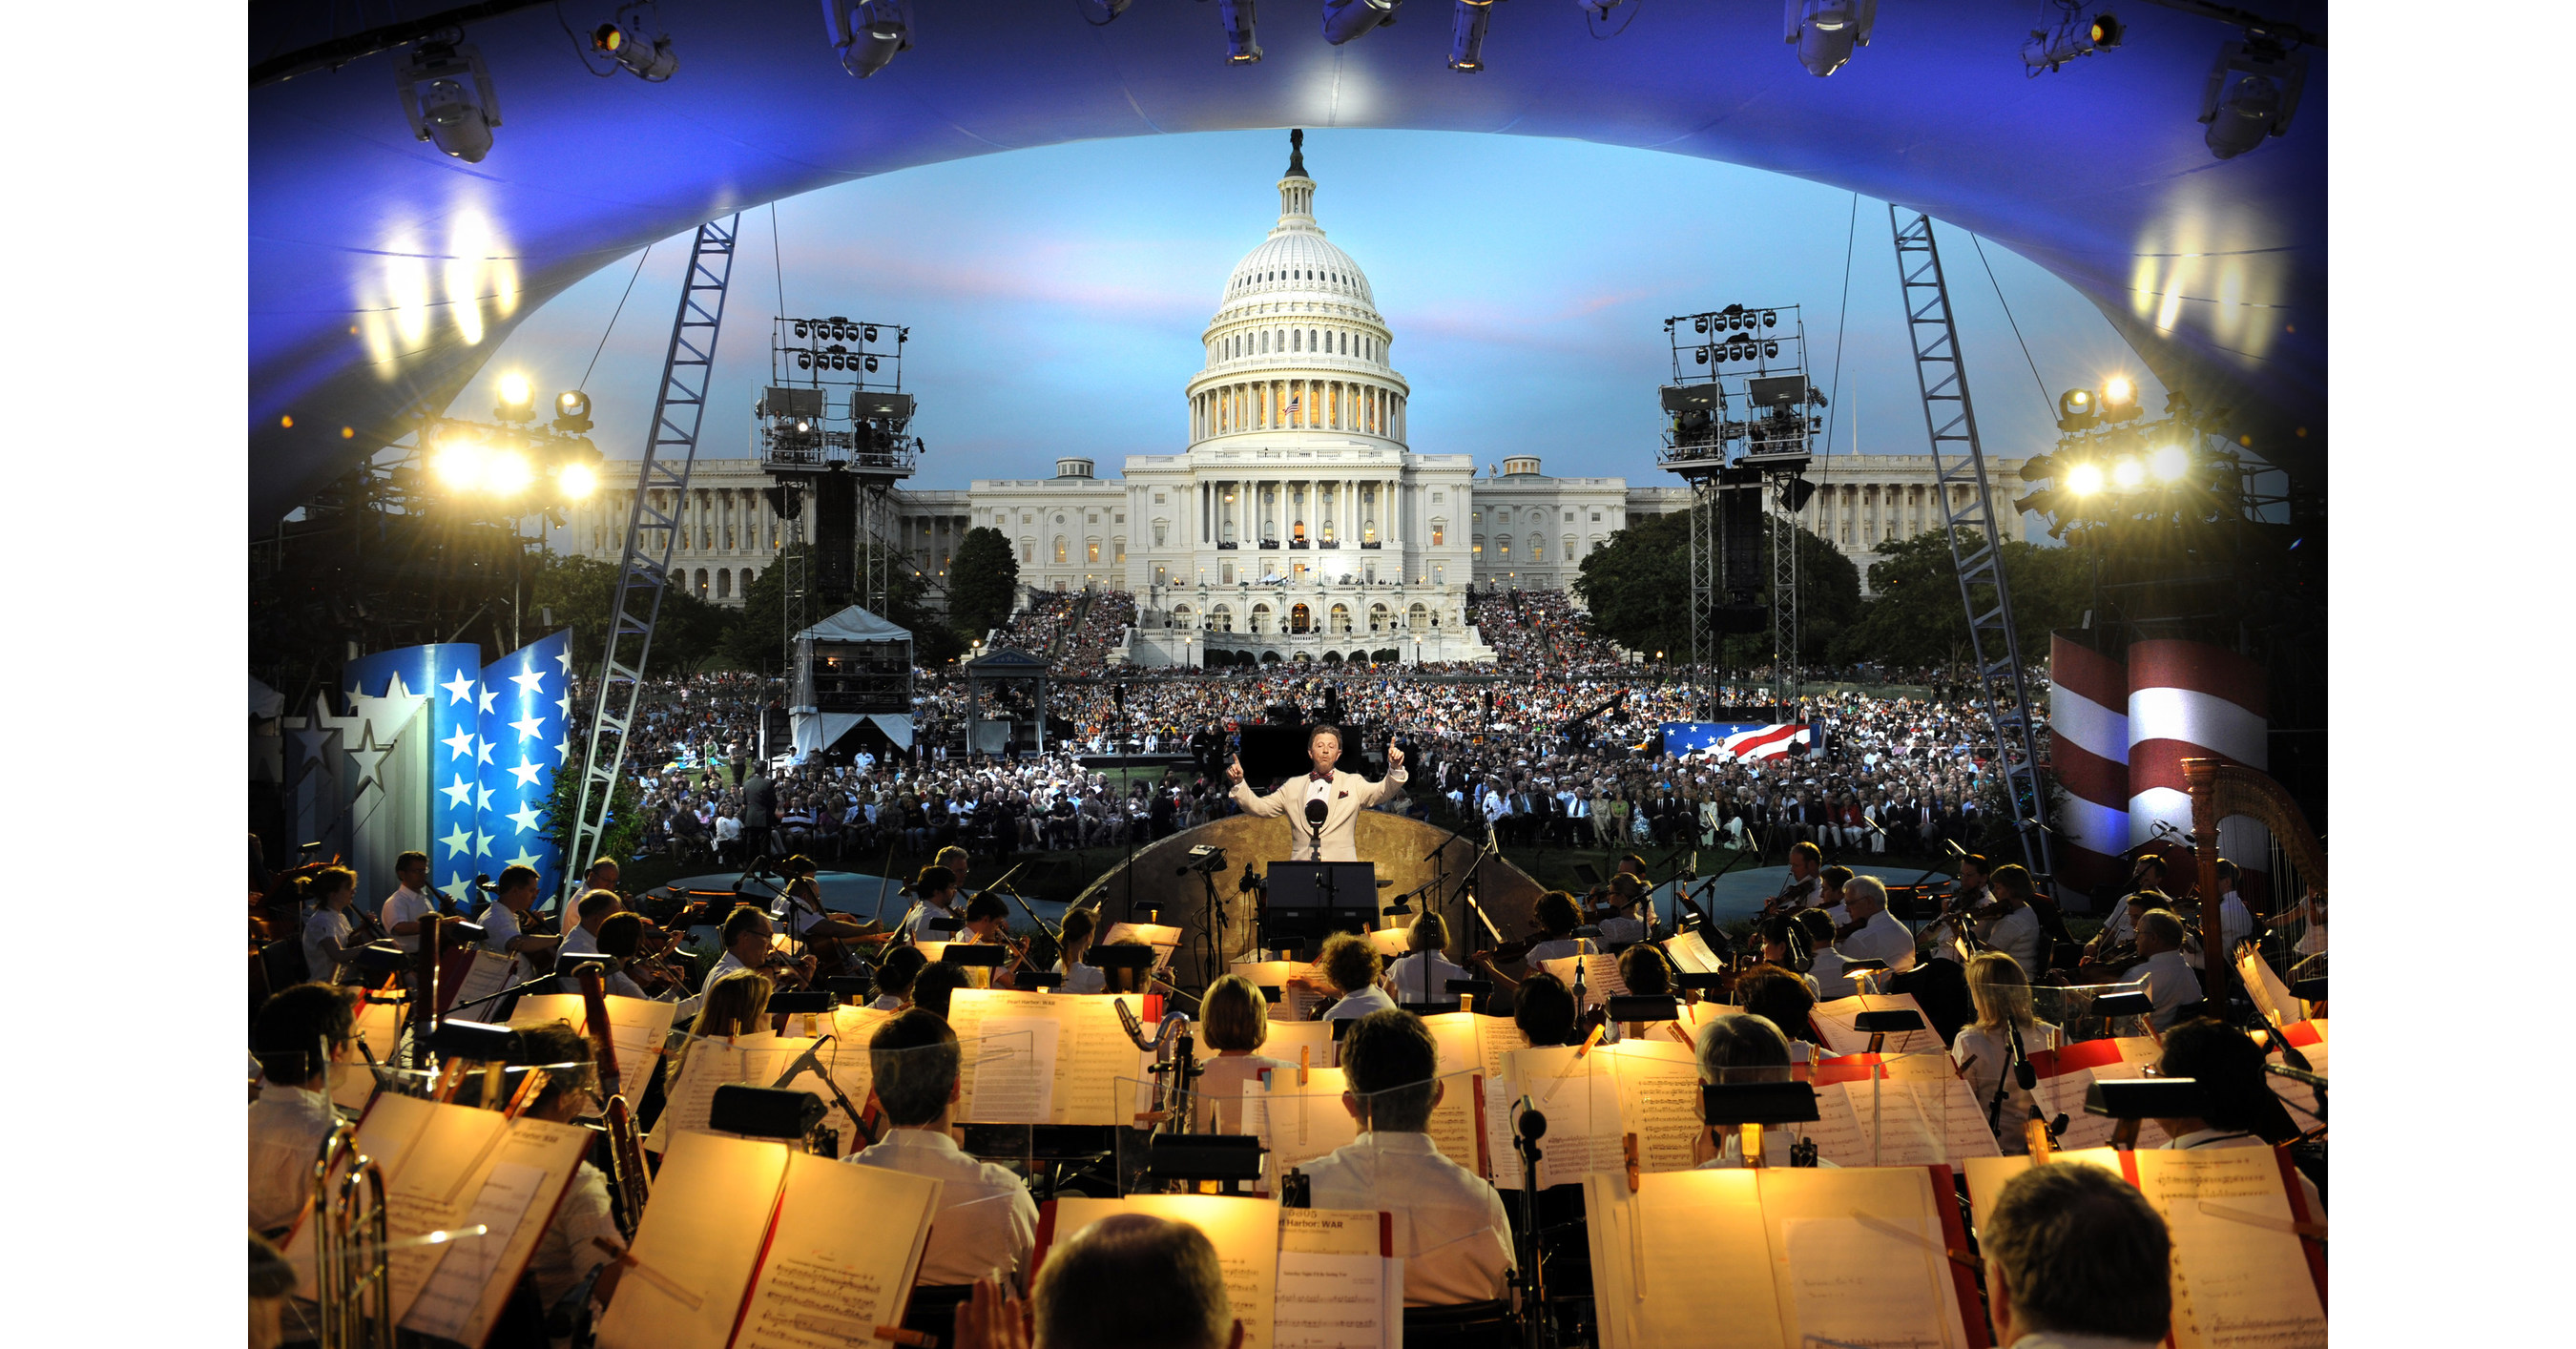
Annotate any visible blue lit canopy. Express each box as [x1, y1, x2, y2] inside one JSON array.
[[249, 1, 2324, 526]]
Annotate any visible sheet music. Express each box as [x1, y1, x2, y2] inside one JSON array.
[[1660, 929, 1724, 975], [1276, 1208, 1393, 1349], [735, 1153, 942, 1349], [2040, 1062, 2173, 1152], [1104, 923, 1183, 977], [1501, 1047, 1626, 1190], [645, 1035, 820, 1152], [1809, 994, 1942, 1055], [403, 1160, 545, 1341], [1540, 954, 1629, 1009], [1780, 1216, 1954, 1349], [509, 993, 681, 1092], [950, 989, 1156, 1125], [1252, 1069, 1357, 1189], [1605, 1048, 1706, 1174], [1828, 1077, 2004, 1168], [1423, 1071, 1484, 1173], [448, 948, 518, 1017], [1599, 1169, 1781, 1349], [2134, 1150, 2327, 1349], [1260, 1019, 1339, 1073], [970, 1017, 1060, 1123]]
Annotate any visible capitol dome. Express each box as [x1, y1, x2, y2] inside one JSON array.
[[1186, 131, 1408, 451]]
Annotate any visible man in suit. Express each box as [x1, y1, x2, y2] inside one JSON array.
[[741, 763, 779, 860], [1226, 724, 1406, 862]]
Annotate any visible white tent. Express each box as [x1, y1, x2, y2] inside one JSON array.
[[790, 605, 915, 758]]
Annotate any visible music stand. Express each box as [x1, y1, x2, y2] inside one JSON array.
[[1262, 861, 1376, 950]]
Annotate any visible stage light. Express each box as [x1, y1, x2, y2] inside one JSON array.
[[1322, 0, 1398, 45], [862, 324, 880, 342], [2023, 10, 2121, 72], [2056, 388, 2097, 431], [494, 372, 535, 422], [488, 451, 534, 494], [2111, 456, 2146, 489], [1787, 0, 1877, 78], [432, 436, 488, 489], [592, 23, 679, 81], [394, 43, 503, 163], [560, 462, 599, 500], [2066, 462, 2105, 495], [2099, 375, 2140, 421], [833, 0, 912, 78], [1449, 0, 1491, 72], [1220, 0, 1264, 62], [2149, 444, 2190, 483], [553, 389, 593, 433], [2197, 36, 2308, 160]]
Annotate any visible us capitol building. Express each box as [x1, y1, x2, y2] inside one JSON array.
[[557, 134, 2028, 665]]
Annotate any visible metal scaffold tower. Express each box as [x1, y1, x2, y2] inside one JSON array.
[[561, 216, 739, 903], [757, 315, 923, 665], [1888, 206, 2055, 881], [1656, 303, 1823, 709]]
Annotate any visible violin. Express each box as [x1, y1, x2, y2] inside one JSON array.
[[759, 950, 819, 990]]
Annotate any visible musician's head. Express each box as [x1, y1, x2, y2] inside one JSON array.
[[2133, 909, 2185, 957], [1819, 863, 1852, 899], [1607, 873, 1647, 910], [513, 1024, 596, 1123], [493, 864, 539, 910], [1034, 1214, 1242, 1349], [1059, 907, 1097, 958], [586, 856, 621, 891], [1533, 890, 1582, 937], [1200, 975, 1270, 1053], [1960, 853, 1990, 886], [874, 945, 927, 1000], [1756, 914, 1812, 972], [1318, 932, 1381, 996], [1339, 1009, 1441, 1131], [1791, 907, 1837, 951], [1989, 863, 2034, 907], [312, 866, 357, 908], [1617, 944, 1674, 997], [867, 1008, 963, 1128], [2155, 1018, 2298, 1144], [933, 845, 970, 876], [913, 865, 959, 907], [1843, 875, 1890, 920], [1617, 853, 1648, 878], [1981, 1163, 2172, 1347], [963, 893, 1010, 940], [2132, 852, 2169, 884], [1406, 911, 1448, 954], [1693, 1011, 1794, 1091], [692, 970, 774, 1038], [1736, 967, 1817, 1046], [1965, 952, 2037, 1032], [576, 888, 624, 934], [781, 854, 818, 880], [2214, 858, 2239, 891], [1788, 841, 1821, 880], [253, 983, 355, 1088], [1512, 972, 1579, 1048], [395, 851, 429, 889], [911, 962, 972, 1019], [596, 912, 643, 963], [1305, 723, 1344, 774], [720, 904, 774, 961]]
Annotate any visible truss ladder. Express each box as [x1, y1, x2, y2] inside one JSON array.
[[562, 216, 740, 904], [1888, 206, 2055, 882]]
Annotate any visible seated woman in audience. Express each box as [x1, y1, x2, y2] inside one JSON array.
[[1949, 952, 2060, 1153], [1193, 974, 1293, 1133]]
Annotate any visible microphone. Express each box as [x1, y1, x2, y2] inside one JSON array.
[[1305, 799, 1330, 827]]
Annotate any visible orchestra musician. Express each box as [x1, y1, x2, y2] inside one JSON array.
[[1051, 909, 1105, 994], [477, 864, 562, 982], [1818, 864, 1852, 918], [1192, 975, 1291, 1133], [690, 969, 775, 1038], [1831, 876, 1918, 980], [1768, 841, 1823, 914], [771, 868, 893, 963], [558, 889, 625, 960], [910, 963, 973, 1019], [1511, 972, 1580, 1048], [1732, 966, 1820, 1061], [1385, 913, 1474, 1007], [1223, 723, 1406, 862], [583, 855, 624, 897], [1796, 908, 1854, 998], [586, 913, 654, 999], [1467, 891, 1592, 994], [1589, 872, 1652, 945], [1285, 932, 1395, 1025], [248, 984, 357, 1235], [847, 1009, 1039, 1288], [1980, 1164, 2175, 1349], [870, 946, 927, 1010], [904, 865, 965, 942], [1951, 952, 2059, 1152], [1690, 1012, 1825, 1169], [511, 1025, 626, 1316], [706, 905, 810, 995], [380, 851, 442, 952], [301, 866, 366, 985], [2126, 910, 2202, 1031]]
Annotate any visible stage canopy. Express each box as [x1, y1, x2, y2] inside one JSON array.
[[249, 1, 2327, 527]]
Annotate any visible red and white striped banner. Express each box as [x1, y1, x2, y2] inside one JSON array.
[[2049, 633, 2131, 891], [2126, 638, 2273, 877]]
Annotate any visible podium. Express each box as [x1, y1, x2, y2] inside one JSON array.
[[1260, 860, 1377, 952]]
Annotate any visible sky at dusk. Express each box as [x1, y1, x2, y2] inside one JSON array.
[[456, 129, 2165, 523]]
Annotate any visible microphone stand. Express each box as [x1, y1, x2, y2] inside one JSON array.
[[1511, 1100, 1551, 1349]]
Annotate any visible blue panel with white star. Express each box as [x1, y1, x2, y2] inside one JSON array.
[[477, 630, 576, 903], [343, 643, 484, 899]]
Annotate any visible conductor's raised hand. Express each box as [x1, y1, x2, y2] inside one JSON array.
[[1386, 744, 1404, 769], [1226, 754, 1245, 785]]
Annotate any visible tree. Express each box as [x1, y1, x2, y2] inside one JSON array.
[[1575, 508, 1863, 667], [723, 541, 969, 673], [1839, 529, 2088, 672], [945, 527, 1021, 641], [532, 553, 736, 674]]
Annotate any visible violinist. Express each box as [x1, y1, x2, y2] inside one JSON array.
[[558, 889, 625, 960], [1467, 891, 1590, 994], [380, 851, 441, 953], [1753, 914, 1820, 995], [1765, 841, 1823, 917], [904, 865, 964, 942], [1589, 873, 1652, 946], [477, 864, 562, 982], [1818, 864, 1852, 917], [1831, 876, 1917, 981], [1732, 965, 1820, 1062], [772, 869, 893, 965], [1052, 909, 1106, 995], [1798, 908, 1857, 999], [706, 905, 811, 995], [584, 856, 625, 897], [1386, 913, 1474, 1007], [301, 866, 367, 985], [1976, 863, 2046, 975], [587, 913, 653, 999]]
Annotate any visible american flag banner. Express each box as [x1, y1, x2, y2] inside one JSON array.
[[475, 630, 575, 902], [1659, 721, 1812, 760], [343, 642, 484, 902]]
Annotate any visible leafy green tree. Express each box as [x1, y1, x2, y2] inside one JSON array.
[[945, 527, 1021, 641], [1839, 529, 2088, 672], [723, 541, 968, 673], [532, 553, 735, 674], [1575, 508, 1862, 666]]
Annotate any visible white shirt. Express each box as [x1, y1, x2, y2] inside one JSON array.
[[1980, 904, 2045, 975], [1053, 959, 1106, 995], [1387, 951, 1475, 1006], [1523, 937, 1595, 966], [845, 1129, 1038, 1286], [1596, 914, 1648, 946], [1809, 946, 1857, 1000], [1298, 1131, 1515, 1307], [2131, 950, 2203, 1029], [1950, 1022, 2061, 1153], [2219, 893, 2254, 952], [478, 903, 550, 983], [1324, 985, 1398, 1024], [908, 901, 959, 943], [248, 1081, 341, 1234], [527, 1161, 619, 1311], [703, 949, 754, 995], [303, 907, 354, 985], [382, 884, 433, 953], [560, 924, 602, 959], [1834, 910, 1919, 976]]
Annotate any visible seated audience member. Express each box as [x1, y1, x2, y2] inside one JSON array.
[[1051, 908, 1106, 995], [2129, 910, 2204, 1030], [911, 962, 974, 1020], [512, 1025, 624, 1317], [1980, 1163, 2175, 1349], [1732, 965, 1819, 1061], [872, 945, 927, 1009], [248, 984, 356, 1235], [1297, 1010, 1515, 1306], [1193, 975, 1290, 1133], [1951, 953, 2060, 1153], [848, 1009, 1039, 1287], [1511, 971, 1580, 1048], [1385, 913, 1474, 1007], [1692, 1012, 1830, 1169]]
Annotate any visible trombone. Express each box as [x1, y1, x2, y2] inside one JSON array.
[[310, 1123, 393, 1349]]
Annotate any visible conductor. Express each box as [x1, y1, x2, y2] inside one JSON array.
[[1226, 724, 1405, 862], [741, 761, 779, 860]]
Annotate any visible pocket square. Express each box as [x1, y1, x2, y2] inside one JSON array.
[[1337, 791, 1349, 799]]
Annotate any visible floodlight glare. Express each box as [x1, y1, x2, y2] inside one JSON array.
[[432, 438, 488, 490], [560, 462, 600, 499], [1449, 0, 1491, 72], [2149, 444, 2190, 483], [1787, 0, 1878, 78], [2111, 456, 2146, 489], [498, 373, 531, 404], [488, 451, 535, 494], [834, 0, 913, 78], [2066, 462, 2106, 495], [1321, 0, 1399, 45], [2101, 375, 2133, 406], [1219, 0, 1264, 62]]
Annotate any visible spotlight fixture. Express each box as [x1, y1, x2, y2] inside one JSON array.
[[393, 42, 503, 163], [2098, 375, 2140, 421], [494, 373, 536, 422], [2149, 444, 2190, 483], [2065, 462, 2106, 496], [830, 0, 912, 79], [1219, 0, 1264, 62], [432, 434, 488, 489], [2023, 10, 2121, 73], [2055, 388, 2097, 432], [592, 21, 679, 81], [559, 462, 600, 500], [2198, 32, 2309, 160], [2110, 456, 2146, 490], [1322, 0, 1400, 45], [553, 389, 593, 434], [1785, 0, 1878, 78], [1449, 0, 1491, 72]]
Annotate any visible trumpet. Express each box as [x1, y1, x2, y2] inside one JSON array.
[[311, 1123, 394, 1349]]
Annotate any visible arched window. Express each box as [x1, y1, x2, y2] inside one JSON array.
[[1329, 604, 1351, 634], [1252, 604, 1274, 634], [1261, 331, 1269, 353], [741, 568, 756, 593], [717, 570, 732, 599], [1055, 537, 1069, 564], [1086, 538, 1101, 564], [695, 569, 709, 595], [1292, 330, 1301, 352], [1407, 603, 1429, 631]]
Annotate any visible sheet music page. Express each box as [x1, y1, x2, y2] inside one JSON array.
[[1793, 1081, 1878, 1170], [1596, 1041, 1704, 1174], [1602, 1169, 1780, 1349], [734, 1152, 944, 1349], [1753, 1168, 1967, 1349], [414, 1117, 594, 1346], [375, 1103, 512, 1323], [2131, 1150, 2327, 1349], [1259, 1019, 1338, 1073], [281, 1092, 443, 1297], [1660, 929, 1724, 975], [1050, 1195, 1281, 1349], [509, 993, 682, 1089], [2039, 1062, 2173, 1152], [1501, 1047, 1626, 1190], [644, 1035, 821, 1152], [1277, 1210, 1392, 1349], [1539, 955, 1629, 1009], [593, 1131, 792, 1349], [950, 989, 1143, 1125], [966, 1017, 1060, 1123], [448, 948, 518, 1017], [1830, 1077, 2004, 1168], [1423, 1071, 1484, 1173], [1809, 994, 1942, 1055], [1961, 1150, 2126, 1235], [1256, 1068, 1357, 1188], [402, 1160, 546, 1341], [2236, 951, 2303, 1031]]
